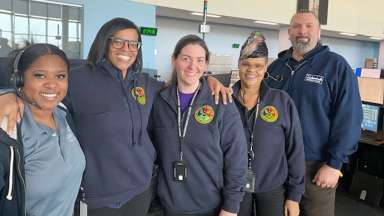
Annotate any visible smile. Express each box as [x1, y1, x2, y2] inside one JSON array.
[[245, 73, 259, 79], [116, 54, 132, 61], [40, 93, 58, 99]]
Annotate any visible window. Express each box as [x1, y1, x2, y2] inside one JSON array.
[[0, 14, 12, 32], [48, 20, 62, 37], [0, 0, 83, 58], [30, 17, 46, 35]]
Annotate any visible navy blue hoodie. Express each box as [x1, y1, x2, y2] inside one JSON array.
[[148, 79, 247, 214], [232, 81, 305, 202], [64, 62, 163, 208], [267, 44, 363, 170], [0, 128, 25, 216]]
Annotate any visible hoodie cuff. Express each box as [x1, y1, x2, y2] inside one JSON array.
[[327, 158, 343, 170], [222, 198, 240, 214], [286, 190, 302, 202]]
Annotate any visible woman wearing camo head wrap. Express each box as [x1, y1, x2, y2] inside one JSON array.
[[232, 31, 305, 216]]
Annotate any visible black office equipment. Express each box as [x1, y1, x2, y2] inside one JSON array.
[[357, 143, 384, 178], [349, 171, 384, 206]]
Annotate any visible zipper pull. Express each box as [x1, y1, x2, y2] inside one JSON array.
[[80, 186, 86, 201], [79, 187, 88, 216]]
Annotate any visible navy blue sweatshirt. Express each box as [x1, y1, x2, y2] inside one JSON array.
[[0, 128, 25, 216], [64, 62, 163, 208], [148, 79, 247, 214], [267, 44, 363, 170], [232, 81, 305, 202]]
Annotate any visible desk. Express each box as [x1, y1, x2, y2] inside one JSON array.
[[359, 135, 384, 146], [357, 137, 384, 178]]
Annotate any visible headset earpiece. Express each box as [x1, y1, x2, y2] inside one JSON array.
[[11, 48, 26, 89]]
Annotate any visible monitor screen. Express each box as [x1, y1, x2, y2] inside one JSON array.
[[361, 103, 382, 133], [210, 73, 232, 87]]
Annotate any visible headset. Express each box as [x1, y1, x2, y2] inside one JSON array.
[[10, 48, 27, 89], [10, 46, 40, 108]]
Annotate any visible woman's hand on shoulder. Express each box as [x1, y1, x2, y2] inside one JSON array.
[[0, 93, 23, 135]]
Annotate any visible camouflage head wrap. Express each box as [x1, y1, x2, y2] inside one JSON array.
[[239, 31, 268, 61]]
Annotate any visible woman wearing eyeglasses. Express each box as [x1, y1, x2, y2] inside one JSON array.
[[0, 18, 230, 216]]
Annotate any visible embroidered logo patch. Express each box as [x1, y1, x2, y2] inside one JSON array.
[[131, 87, 146, 105], [304, 74, 324, 85], [194, 105, 215, 125], [260, 106, 278, 123]]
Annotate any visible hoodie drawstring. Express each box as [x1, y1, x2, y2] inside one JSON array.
[[6, 145, 14, 200]]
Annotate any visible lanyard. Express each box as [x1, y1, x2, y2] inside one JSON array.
[[247, 98, 260, 170], [176, 84, 200, 161]]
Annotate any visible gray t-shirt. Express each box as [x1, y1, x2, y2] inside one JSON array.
[[21, 104, 85, 216]]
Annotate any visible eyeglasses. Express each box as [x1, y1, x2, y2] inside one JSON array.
[[109, 36, 141, 50]]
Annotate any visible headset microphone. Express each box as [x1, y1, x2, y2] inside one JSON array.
[[19, 92, 40, 109]]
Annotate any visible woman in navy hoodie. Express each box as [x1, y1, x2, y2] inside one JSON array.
[[148, 34, 247, 216], [233, 32, 305, 216]]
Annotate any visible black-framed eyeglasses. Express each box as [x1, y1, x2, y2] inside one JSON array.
[[109, 36, 141, 50]]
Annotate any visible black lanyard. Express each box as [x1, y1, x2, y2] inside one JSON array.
[[176, 84, 200, 161], [247, 99, 260, 170]]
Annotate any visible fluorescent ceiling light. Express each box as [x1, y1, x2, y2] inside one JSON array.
[[190, 12, 221, 18], [339, 32, 357, 36], [32, 0, 82, 7], [369, 36, 383, 40], [254, 20, 278, 26]]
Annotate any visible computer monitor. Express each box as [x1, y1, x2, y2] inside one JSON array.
[[361, 103, 384, 139], [208, 73, 232, 87]]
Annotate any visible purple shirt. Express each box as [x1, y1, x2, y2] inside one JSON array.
[[179, 92, 195, 112]]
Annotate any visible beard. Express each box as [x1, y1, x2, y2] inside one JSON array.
[[290, 37, 313, 55]]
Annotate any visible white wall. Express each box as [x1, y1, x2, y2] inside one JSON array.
[[321, 36, 380, 68], [155, 17, 279, 81]]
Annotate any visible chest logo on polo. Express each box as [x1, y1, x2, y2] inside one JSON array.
[[131, 87, 146, 105], [195, 105, 215, 125], [260, 105, 278, 123], [304, 74, 324, 85]]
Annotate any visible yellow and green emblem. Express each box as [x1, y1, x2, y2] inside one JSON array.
[[131, 87, 146, 105], [260, 105, 278, 123], [194, 105, 215, 125]]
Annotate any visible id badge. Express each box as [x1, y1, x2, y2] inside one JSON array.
[[244, 170, 256, 193], [173, 161, 187, 182]]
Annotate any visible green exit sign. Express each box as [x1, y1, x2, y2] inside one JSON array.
[[232, 43, 240, 48], [140, 27, 158, 36]]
